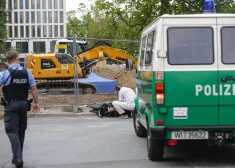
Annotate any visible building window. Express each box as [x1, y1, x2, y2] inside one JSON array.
[[31, 11, 35, 23], [48, 0, 52, 9], [36, 0, 41, 9], [20, 26, 24, 37], [43, 25, 47, 37], [8, 12, 12, 23], [14, 12, 18, 23], [54, 11, 58, 23], [37, 25, 41, 37], [42, 11, 47, 23], [34, 42, 46, 53], [42, 0, 46, 9], [37, 11, 41, 23], [8, 0, 12, 9], [32, 26, 36, 37], [14, 0, 18, 9], [60, 25, 64, 37], [54, 0, 58, 9], [25, 0, 29, 9], [14, 26, 18, 38], [48, 25, 52, 37], [25, 12, 29, 23], [20, 0, 23, 9], [26, 26, 30, 37], [48, 11, 52, 23], [31, 0, 35, 9], [54, 25, 58, 37], [16, 42, 28, 53], [60, 11, 63, 23], [5, 42, 12, 52], [59, 0, 63, 9], [50, 40, 56, 52], [20, 12, 24, 24], [8, 26, 12, 38]]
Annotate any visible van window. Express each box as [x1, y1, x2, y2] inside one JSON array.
[[221, 27, 235, 64], [139, 36, 147, 67], [145, 31, 155, 66], [167, 27, 214, 65]]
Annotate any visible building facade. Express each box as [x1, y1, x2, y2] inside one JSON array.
[[6, 0, 67, 55]]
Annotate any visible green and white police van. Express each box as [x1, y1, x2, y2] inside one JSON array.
[[127, 13, 235, 161]]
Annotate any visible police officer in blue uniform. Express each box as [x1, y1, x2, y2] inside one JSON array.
[[0, 50, 39, 168]]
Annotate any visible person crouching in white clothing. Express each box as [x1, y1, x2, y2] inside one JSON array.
[[112, 84, 136, 119]]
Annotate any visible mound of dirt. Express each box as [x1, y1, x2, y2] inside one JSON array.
[[92, 64, 136, 90]]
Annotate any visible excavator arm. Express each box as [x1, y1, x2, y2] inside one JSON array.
[[77, 42, 138, 70]]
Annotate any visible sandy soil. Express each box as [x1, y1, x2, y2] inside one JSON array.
[[38, 94, 117, 106], [92, 65, 136, 90]]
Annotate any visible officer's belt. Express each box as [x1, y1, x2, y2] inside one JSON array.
[[6, 98, 27, 102]]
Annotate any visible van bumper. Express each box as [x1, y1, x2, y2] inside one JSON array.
[[150, 127, 166, 140], [166, 126, 235, 130], [150, 126, 235, 140]]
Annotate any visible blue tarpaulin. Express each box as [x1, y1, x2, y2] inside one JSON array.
[[79, 73, 117, 94]]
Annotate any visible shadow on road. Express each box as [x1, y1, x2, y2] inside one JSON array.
[[164, 141, 235, 167]]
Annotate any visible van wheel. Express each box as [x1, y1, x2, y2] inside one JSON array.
[[147, 122, 164, 161], [133, 110, 146, 137]]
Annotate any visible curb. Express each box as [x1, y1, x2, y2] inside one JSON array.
[[27, 111, 97, 118]]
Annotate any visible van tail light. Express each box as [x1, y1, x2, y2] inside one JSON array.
[[156, 82, 164, 104], [157, 120, 164, 125], [168, 140, 178, 146]]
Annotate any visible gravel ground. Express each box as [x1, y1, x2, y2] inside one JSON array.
[[38, 94, 117, 107]]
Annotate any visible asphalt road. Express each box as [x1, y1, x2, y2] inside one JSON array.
[[1, 117, 235, 168]]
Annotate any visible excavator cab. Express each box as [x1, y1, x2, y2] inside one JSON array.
[[55, 39, 88, 56]]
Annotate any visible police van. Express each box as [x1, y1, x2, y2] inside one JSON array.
[[126, 11, 235, 161]]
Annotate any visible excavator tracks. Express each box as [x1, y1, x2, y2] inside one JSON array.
[[36, 80, 96, 95]]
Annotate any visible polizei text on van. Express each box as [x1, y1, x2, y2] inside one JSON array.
[[196, 84, 235, 96]]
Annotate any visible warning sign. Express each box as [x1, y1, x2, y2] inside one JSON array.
[[30, 60, 35, 67], [156, 72, 163, 79]]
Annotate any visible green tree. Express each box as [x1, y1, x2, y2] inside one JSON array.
[[0, 0, 7, 54], [96, 0, 161, 40], [173, 0, 235, 14], [66, 3, 89, 37]]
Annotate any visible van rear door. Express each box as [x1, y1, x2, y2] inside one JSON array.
[[218, 26, 235, 125], [163, 26, 219, 126]]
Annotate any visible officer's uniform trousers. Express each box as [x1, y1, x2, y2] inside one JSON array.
[[4, 100, 28, 161]]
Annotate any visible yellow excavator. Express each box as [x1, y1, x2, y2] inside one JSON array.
[[26, 41, 138, 94]]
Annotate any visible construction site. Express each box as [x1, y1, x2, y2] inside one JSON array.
[[0, 38, 137, 119]]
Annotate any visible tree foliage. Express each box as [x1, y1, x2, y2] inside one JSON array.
[[67, 0, 235, 52], [0, 0, 7, 54]]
